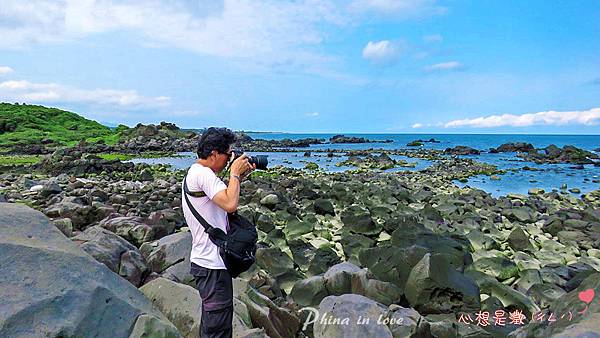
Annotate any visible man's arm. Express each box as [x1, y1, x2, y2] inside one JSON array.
[[211, 154, 255, 213], [212, 174, 240, 213]]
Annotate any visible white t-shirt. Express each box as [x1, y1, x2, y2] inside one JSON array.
[[182, 163, 228, 269]]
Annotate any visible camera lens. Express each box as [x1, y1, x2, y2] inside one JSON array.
[[249, 155, 268, 170]]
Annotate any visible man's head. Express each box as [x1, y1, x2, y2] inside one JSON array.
[[196, 127, 237, 172]]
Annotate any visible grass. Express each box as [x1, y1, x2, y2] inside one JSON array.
[[97, 152, 180, 161], [0, 103, 116, 148], [0, 154, 43, 166]]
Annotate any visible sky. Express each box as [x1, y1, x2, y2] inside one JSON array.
[[0, 0, 599, 134]]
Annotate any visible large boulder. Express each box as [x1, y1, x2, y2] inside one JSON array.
[[313, 294, 393, 338], [509, 273, 600, 338], [405, 253, 480, 314], [290, 276, 328, 307], [255, 247, 304, 293], [140, 277, 201, 338], [73, 226, 149, 286], [44, 200, 93, 229], [322, 262, 403, 306], [340, 205, 382, 235], [0, 203, 180, 338], [240, 286, 300, 338], [323, 262, 363, 295], [99, 215, 168, 247], [140, 231, 194, 286]]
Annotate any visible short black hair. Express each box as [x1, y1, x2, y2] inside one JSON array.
[[196, 127, 236, 159]]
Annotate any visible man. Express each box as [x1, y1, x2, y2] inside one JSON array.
[[182, 127, 255, 338]]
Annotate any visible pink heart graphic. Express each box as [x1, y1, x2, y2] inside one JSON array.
[[578, 289, 595, 304]]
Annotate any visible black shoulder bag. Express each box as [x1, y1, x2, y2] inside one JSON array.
[[183, 175, 257, 278]]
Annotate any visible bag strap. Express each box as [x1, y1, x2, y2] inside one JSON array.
[[183, 176, 223, 240]]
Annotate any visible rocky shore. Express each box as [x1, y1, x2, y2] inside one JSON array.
[[1, 143, 599, 337]]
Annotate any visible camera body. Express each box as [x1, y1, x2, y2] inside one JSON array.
[[232, 148, 268, 170]]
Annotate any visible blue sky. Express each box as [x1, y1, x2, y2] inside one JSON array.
[[0, 0, 599, 133]]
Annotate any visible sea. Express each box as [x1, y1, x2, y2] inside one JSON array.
[[129, 133, 600, 198]]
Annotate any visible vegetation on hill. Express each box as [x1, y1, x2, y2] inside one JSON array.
[[0, 103, 119, 149]]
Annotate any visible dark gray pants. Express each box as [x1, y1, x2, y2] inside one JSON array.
[[191, 263, 233, 338]]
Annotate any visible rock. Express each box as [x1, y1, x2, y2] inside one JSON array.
[[99, 215, 167, 247], [528, 188, 544, 195], [466, 271, 540, 319], [73, 226, 149, 286], [329, 135, 372, 144], [444, 146, 480, 155], [128, 314, 182, 338], [52, 218, 73, 237], [140, 277, 200, 338], [405, 253, 480, 314], [526, 283, 567, 309], [290, 276, 328, 307], [306, 247, 341, 276], [323, 262, 363, 295], [40, 181, 62, 197], [314, 294, 393, 338], [44, 200, 93, 230], [140, 231, 194, 286], [513, 252, 542, 271], [313, 198, 335, 216], [241, 287, 300, 338], [359, 245, 427, 291], [340, 232, 374, 264], [507, 227, 534, 252], [503, 207, 537, 223], [260, 194, 279, 208], [468, 257, 519, 281], [256, 214, 275, 233], [0, 203, 179, 338], [386, 305, 421, 338], [493, 142, 534, 153], [139, 168, 154, 181], [350, 270, 403, 306], [340, 205, 381, 235], [508, 273, 600, 337], [283, 218, 314, 238], [407, 140, 424, 147], [255, 247, 303, 293]]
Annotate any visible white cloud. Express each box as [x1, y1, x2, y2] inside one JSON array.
[[0, 0, 343, 64], [424, 61, 463, 72], [349, 0, 446, 17], [0, 0, 446, 76], [411, 123, 423, 128], [443, 108, 600, 128], [362, 40, 401, 65], [423, 34, 442, 43], [305, 112, 320, 117], [0, 79, 169, 108], [0, 66, 14, 75]]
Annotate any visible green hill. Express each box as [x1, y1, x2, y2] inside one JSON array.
[[0, 103, 119, 149]]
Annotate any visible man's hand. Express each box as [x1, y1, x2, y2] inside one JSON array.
[[230, 153, 256, 179]]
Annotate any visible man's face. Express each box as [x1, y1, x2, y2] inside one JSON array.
[[215, 144, 233, 172]]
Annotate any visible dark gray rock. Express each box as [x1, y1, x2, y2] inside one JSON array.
[[139, 231, 194, 286], [405, 253, 480, 314], [0, 203, 180, 338], [73, 226, 149, 286], [314, 294, 393, 338], [313, 198, 335, 216], [340, 205, 381, 235]]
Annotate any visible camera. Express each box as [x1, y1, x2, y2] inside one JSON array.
[[232, 148, 268, 170]]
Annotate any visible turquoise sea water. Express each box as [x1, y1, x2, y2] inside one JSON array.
[[129, 133, 599, 197]]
